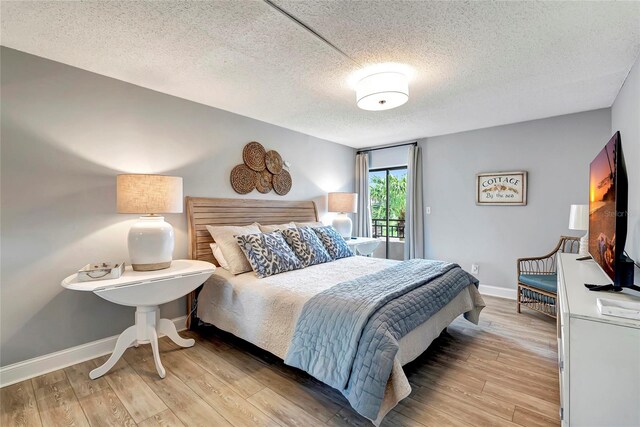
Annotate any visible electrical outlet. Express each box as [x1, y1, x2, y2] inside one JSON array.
[[425, 206, 431, 215], [471, 264, 479, 275]]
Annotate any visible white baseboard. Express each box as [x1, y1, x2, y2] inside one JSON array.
[[0, 316, 188, 388], [478, 284, 517, 300]]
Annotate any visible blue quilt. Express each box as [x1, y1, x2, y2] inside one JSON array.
[[284, 259, 479, 420]]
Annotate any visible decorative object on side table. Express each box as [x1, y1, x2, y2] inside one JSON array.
[[328, 192, 358, 239], [568, 204, 589, 256], [346, 237, 381, 256], [77, 262, 125, 282], [62, 259, 215, 380], [476, 171, 527, 206], [117, 174, 183, 271], [231, 141, 291, 195]]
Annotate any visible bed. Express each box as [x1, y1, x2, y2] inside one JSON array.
[[186, 197, 485, 425]]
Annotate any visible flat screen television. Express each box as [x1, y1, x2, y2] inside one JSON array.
[[586, 131, 637, 292]]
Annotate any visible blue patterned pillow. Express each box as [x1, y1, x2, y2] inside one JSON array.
[[281, 227, 332, 267], [236, 232, 303, 278], [312, 226, 354, 260]]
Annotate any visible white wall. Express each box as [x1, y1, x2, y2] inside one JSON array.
[[420, 109, 612, 289], [0, 47, 355, 366], [611, 53, 640, 263], [369, 145, 410, 169]]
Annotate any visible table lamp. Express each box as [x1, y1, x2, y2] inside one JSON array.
[[117, 174, 183, 271], [328, 192, 357, 239], [568, 204, 589, 256]]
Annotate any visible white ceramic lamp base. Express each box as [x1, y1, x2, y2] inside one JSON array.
[[332, 213, 353, 239], [128, 216, 175, 271], [579, 231, 589, 256]]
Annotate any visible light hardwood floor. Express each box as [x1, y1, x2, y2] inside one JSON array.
[[1, 296, 560, 426]]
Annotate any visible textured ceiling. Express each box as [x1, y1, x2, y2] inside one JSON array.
[[1, 1, 639, 148]]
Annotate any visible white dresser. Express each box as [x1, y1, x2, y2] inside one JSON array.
[[557, 253, 640, 426]]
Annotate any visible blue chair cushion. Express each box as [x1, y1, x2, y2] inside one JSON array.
[[519, 274, 558, 293]]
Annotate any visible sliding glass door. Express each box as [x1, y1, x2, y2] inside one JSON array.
[[368, 167, 407, 259]]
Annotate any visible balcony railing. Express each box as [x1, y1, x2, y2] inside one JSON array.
[[372, 218, 405, 239]]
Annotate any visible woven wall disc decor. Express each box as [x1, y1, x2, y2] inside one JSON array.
[[232, 141, 292, 195], [265, 150, 283, 175], [230, 164, 257, 194], [243, 141, 266, 171], [256, 170, 273, 194], [272, 170, 292, 195]]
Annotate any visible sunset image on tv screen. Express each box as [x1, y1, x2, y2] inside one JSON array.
[[589, 137, 617, 279]]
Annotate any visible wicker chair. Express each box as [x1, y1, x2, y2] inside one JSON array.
[[517, 236, 580, 318]]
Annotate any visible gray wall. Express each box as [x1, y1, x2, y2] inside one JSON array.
[[611, 53, 640, 263], [420, 109, 612, 289], [0, 47, 355, 366]]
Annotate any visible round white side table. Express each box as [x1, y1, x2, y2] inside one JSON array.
[[346, 237, 382, 256], [61, 259, 215, 380]]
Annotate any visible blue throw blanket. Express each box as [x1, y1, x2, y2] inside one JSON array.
[[284, 259, 479, 420]]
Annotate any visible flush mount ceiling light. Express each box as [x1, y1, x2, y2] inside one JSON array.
[[355, 72, 409, 111]]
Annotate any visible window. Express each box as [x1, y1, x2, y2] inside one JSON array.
[[369, 167, 407, 259]]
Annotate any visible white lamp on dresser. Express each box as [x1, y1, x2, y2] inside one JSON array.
[[568, 204, 589, 256], [328, 192, 358, 239], [117, 174, 183, 271]]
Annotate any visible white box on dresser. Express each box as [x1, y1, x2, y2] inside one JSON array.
[[557, 253, 640, 426]]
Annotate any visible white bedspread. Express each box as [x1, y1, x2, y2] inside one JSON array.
[[197, 256, 485, 424]]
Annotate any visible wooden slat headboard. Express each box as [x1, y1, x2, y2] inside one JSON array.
[[185, 197, 319, 328], [186, 197, 319, 265]]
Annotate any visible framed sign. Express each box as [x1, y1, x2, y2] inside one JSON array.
[[476, 171, 527, 206]]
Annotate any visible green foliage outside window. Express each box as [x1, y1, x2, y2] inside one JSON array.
[[369, 173, 407, 220]]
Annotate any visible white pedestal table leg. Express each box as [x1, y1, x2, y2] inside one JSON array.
[[157, 318, 195, 348], [148, 326, 166, 378], [89, 325, 137, 380], [89, 305, 170, 380]]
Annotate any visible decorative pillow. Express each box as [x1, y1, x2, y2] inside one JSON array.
[[209, 243, 229, 269], [236, 231, 303, 278], [312, 226, 354, 260], [258, 222, 296, 233], [281, 227, 332, 267], [206, 223, 261, 275], [295, 221, 324, 228]]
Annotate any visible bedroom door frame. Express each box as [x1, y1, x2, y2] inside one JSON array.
[[368, 165, 408, 259]]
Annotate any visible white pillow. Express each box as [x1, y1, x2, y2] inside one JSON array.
[[258, 222, 296, 233], [294, 221, 324, 228], [206, 223, 261, 275], [209, 243, 229, 269]]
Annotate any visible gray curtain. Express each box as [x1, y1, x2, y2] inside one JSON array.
[[354, 153, 372, 237], [405, 145, 424, 259]]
